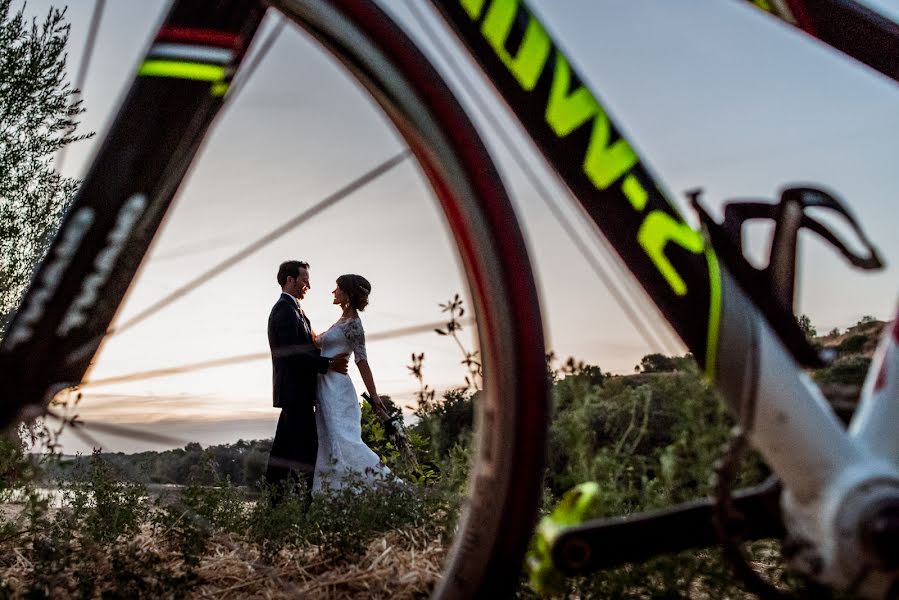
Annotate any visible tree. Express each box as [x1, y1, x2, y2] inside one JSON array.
[[0, 0, 89, 336], [797, 314, 817, 340], [637, 353, 677, 373]]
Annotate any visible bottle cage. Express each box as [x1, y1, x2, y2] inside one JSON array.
[[689, 186, 883, 367]]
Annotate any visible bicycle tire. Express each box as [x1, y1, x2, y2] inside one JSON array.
[[0, 0, 549, 597]]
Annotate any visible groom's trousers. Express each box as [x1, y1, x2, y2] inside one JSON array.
[[265, 406, 317, 499]]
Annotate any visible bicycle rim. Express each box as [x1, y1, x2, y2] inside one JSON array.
[[0, 0, 549, 596]]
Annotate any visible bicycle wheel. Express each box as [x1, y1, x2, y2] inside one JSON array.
[[0, 0, 549, 597]]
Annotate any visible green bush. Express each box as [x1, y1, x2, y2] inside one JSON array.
[[152, 454, 248, 568], [60, 449, 147, 546], [814, 355, 872, 386], [410, 389, 474, 460], [837, 333, 867, 354], [246, 479, 308, 558], [306, 472, 457, 557]]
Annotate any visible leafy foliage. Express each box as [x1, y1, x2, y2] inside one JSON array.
[[434, 294, 481, 390], [546, 367, 765, 509], [635, 352, 697, 374], [814, 355, 872, 386], [60, 449, 147, 545], [410, 389, 473, 460], [47, 438, 274, 487], [837, 333, 867, 355], [0, 0, 89, 334], [797, 314, 817, 339]]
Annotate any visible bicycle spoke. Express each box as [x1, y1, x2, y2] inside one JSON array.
[[108, 150, 410, 336], [79, 318, 473, 388], [45, 407, 186, 447], [44, 408, 106, 451], [59, 149, 412, 372], [147, 233, 243, 262], [54, 0, 105, 173], [226, 12, 286, 102]]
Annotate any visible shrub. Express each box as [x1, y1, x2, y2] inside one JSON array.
[[246, 479, 308, 558], [815, 355, 872, 386], [838, 333, 867, 354], [410, 389, 474, 460], [306, 472, 457, 558], [152, 455, 247, 568], [60, 449, 147, 545]]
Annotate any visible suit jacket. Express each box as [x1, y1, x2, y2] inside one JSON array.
[[268, 294, 329, 410]]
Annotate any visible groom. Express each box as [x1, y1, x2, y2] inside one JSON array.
[[264, 260, 348, 499]]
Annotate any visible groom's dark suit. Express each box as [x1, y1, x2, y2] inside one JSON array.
[[264, 292, 330, 493]]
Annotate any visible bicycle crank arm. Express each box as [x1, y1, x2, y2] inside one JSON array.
[[551, 477, 783, 574]]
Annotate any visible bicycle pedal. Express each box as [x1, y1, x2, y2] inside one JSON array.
[[526, 482, 602, 596]]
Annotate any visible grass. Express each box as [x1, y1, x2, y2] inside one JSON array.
[[0, 448, 460, 598]]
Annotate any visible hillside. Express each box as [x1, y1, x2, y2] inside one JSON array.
[[816, 317, 885, 358], [813, 317, 886, 419]]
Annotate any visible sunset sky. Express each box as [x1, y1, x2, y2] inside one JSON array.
[[15, 0, 898, 453]]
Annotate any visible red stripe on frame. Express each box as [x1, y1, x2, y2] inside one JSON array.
[[783, 0, 818, 36], [156, 26, 241, 48], [874, 358, 888, 391]]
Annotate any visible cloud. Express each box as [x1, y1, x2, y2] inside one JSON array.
[[60, 391, 276, 423]]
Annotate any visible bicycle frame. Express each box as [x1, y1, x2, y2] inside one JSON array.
[[428, 0, 899, 593], [745, 0, 899, 84], [0, 2, 267, 428], [0, 0, 894, 595]]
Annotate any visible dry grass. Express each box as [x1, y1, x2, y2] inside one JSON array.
[[193, 528, 446, 599], [0, 519, 448, 599]]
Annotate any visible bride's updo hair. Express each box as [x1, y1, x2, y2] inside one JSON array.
[[337, 274, 371, 311]]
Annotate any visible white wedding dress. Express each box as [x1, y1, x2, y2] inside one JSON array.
[[312, 316, 393, 493]]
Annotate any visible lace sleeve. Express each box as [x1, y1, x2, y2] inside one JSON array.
[[343, 318, 367, 363]]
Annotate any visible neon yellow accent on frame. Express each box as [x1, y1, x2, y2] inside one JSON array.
[[139, 60, 225, 83], [460, 0, 487, 19], [583, 109, 639, 190], [211, 82, 229, 97], [637, 210, 705, 296], [545, 52, 598, 136], [543, 51, 638, 189], [622, 175, 647, 211], [704, 245, 722, 382], [481, 0, 551, 91]]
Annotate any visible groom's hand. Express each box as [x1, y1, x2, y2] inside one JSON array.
[[329, 353, 349, 374]]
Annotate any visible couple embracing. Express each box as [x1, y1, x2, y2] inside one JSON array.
[[263, 260, 394, 497]]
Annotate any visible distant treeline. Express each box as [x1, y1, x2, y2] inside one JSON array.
[[46, 439, 274, 487]]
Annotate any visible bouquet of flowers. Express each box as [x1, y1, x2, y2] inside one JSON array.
[[362, 392, 419, 470]]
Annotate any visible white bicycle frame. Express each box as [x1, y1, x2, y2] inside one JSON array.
[[716, 274, 899, 596]]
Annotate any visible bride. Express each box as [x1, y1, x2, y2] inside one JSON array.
[[312, 273, 395, 493]]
